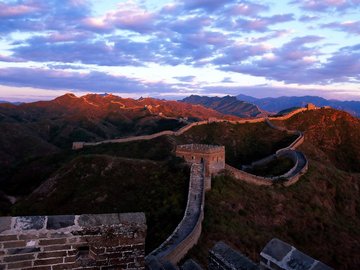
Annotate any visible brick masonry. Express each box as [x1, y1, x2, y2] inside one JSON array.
[[0, 213, 146, 270]]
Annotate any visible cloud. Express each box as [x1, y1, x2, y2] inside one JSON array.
[[291, 0, 360, 13], [322, 20, 360, 35], [219, 13, 294, 32], [0, 2, 40, 18], [173, 76, 196, 82], [218, 36, 346, 84], [83, 2, 156, 33], [0, 0, 91, 34], [0, 67, 176, 94], [227, 2, 269, 16], [182, 0, 235, 12]]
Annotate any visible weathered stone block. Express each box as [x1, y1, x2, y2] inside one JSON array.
[[3, 253, 35, 262], [261, 238, 292, 262], [39, 238, 67, 246], [0, 217, 12, 233], [37, 250, 67, 259], [34, 257, 63, 266], [0, 235, 17, 241], [14, 216, 46, 230], [209, 241, 258, 270], [3, 240, 26, 249], [7, 247, 41, 255], [7, 260, 33, 269], [311, 261, 333, 270], [47, 215, 75, 230], [287, 249, 314, 270]]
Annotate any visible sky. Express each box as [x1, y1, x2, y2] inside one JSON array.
[[0, 0, 359, 102]]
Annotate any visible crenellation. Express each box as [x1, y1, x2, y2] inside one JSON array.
[[0, 213, 146, 270]]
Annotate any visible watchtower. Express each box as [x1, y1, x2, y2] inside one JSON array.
[[175, 144, 225, 190]]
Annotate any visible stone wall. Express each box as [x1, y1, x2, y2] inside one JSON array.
[[0, 213, 146, 270], [176, 144, 225, 190], [73, 121, 210, 150], [72, 104, 325, 150], [225, 164, 273, 186], [146, 163, 205, 265], [260, 238, 333, 270], [209, 241, 258, 270]]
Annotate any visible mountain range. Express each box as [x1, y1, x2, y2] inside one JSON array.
[[237, 94, 360, 117], [182, 95, 265, 117]]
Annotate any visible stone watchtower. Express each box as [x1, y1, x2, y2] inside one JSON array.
[[175, 144, 225, 190]]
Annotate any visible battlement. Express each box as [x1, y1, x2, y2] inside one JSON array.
[[0, 213, 146, 270], [176, 144, 225, 154]]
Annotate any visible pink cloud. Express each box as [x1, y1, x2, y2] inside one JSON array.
[[0, 3, 39, 18]]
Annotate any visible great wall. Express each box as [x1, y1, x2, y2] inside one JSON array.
[[0, 104, 333, 270]]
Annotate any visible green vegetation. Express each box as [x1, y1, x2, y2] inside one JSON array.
[[187, 146, 360, 269], [13, 155, 189, 254], [245, 157, 294, 177], [176, 122, 297, 167]]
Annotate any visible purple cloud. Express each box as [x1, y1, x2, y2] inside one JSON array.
[[218, 36, 333, 84], [182, 0, 235, 11], [291, 0, 360, 13], [174, 76, 196, 82], [0, 0, 91, 33], [221, 13, 294, 32], [0, 67, 176, 94], [322, 20, 360, 35], [227, 2, 269, 16], [0, 2, 40, 18]]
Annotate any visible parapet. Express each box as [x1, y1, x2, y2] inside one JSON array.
[[0, 212, 146, 270], [209, 241, 259, 270], [260, 238, 333, 270], [176, 144, 225, 154]]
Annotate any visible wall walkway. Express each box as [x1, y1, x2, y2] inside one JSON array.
[[146, 163, 205, 265], [226, 116, 308, 187]]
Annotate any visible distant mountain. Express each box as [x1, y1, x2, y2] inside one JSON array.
[[0, 93, 240, 170], [0, 100, 22, 105], [182, 95, 265, 118], [236, 94, 360, 117]]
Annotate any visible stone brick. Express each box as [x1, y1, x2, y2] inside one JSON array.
[[64, 255, 77, 263], [19, 234, 40, 240], [34, 258, 63, 266], [0, 217, 12, 233], [39, 238, 67, 246], [24, 266, 52, 270], [7, 260, 33, 269], [14, 216, 46, 230], [66, 237, 82, 244], [46, 215, 75, 230], [43, 245, 71, 252], [7, 247, 41, 255], [3, 240, 26, 248], [3, 253, 35, 262], [52, 263, 76, 270], [67, 249, 78, 256], [0, 235, 18, 241], [37, 251, 67, 259]]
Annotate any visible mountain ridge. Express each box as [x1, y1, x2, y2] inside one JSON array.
[[236, 94, 360, 117], [182, 95, 266, 118]]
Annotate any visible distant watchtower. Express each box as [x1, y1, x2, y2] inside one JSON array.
[[306, 103, 316, 110], [176, 144, 225, 190]]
